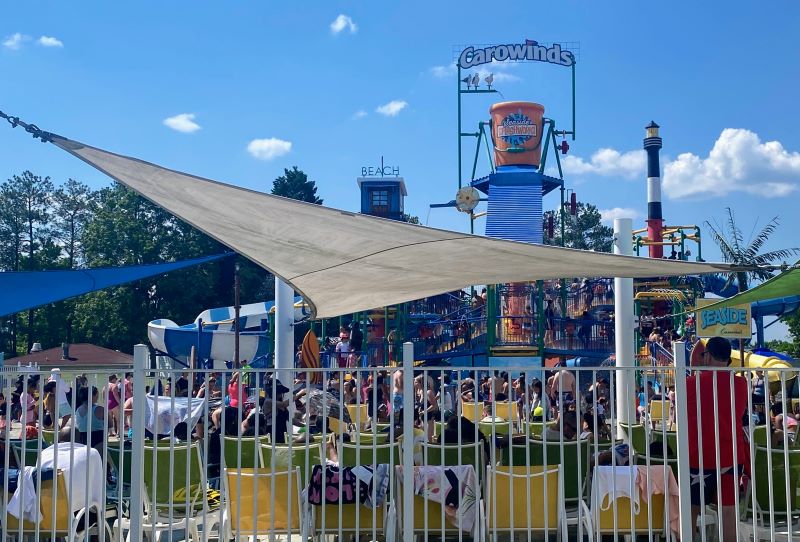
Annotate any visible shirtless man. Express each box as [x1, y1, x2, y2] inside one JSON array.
[[487, 371, 507, 401], [550, 368, 576, 407]]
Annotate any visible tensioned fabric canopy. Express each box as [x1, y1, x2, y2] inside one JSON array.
[[0, 253, 229, 317], [51, 136, 735, 319], [693, 265, 800, 312]]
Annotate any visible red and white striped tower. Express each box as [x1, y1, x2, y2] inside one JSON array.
[[644, 121, 664, 258]]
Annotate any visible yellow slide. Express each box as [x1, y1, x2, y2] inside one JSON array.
[[696, 338, 794, 386], [730, 348, 795, 386]]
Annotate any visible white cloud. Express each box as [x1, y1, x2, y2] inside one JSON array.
[[480, 70, 519, 83], [163, 113, 201, 133], [247, 138, 292, 160], [599, 207, 641, 224], [436, 59, 521, 84], [352, 110, 368, 120], [663, 128, 800, 199], [330, 14, 357, 34], [562, 148, 646, 179], [430, 64, 456, 78], [3, 33, 26, 50], [375, 100, 407, 117], [37, 36, 63, 47], [556, 128, 800, 200]]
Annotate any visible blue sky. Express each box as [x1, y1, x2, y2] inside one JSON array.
[[2, 2, 800, 337]]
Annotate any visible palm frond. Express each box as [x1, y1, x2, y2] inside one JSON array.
[[751, 249, 800, 265], [704, 220, 739, 263], [744, 216, 780, 261], [725, 207, 744, 254]]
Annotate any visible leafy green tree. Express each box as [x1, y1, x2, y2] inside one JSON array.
[[51, 179, 96, 342], [7, 171, 55, 353], [0, 181, 27, 354], [706, 208, 800, 293], [271, 167, 323, 204], [765, 338, 799, 358], [53, 179, 95, 269], [74, 184, 273, 351], [780, 312, 800, 358], [544, 201, 613, 252]]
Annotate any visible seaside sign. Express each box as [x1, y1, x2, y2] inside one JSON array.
[[695, 298, 751, 339], [458, 40, 575, 70]]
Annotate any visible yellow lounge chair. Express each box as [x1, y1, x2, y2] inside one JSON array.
[[486, 466, 570, 541], [224, 467, 308, 541]]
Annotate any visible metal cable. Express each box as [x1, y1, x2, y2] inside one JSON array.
[[0, 110, 55, 143]]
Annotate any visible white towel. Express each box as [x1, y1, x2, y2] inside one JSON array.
[[145, 395, 206, 435], [7, 466, 38, 522], [7, 443, 105, 523], [592, 465, 640, 513]]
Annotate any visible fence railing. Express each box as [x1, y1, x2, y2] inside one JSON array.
[[0, 343, 797, 540]]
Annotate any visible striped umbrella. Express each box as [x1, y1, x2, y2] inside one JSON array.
[[300, 329, 322, 385]]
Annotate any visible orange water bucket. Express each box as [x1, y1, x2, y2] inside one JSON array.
[[489, 101, 545, 167]]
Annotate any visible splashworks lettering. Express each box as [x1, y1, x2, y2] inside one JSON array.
[[458, 41, 575, 69]]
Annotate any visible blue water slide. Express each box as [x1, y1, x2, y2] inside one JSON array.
[[702, 275, 740, 299], [147, 297, 304, 365], [751, 295, 800, 347]]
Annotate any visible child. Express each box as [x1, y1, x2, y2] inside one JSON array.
[[20, 378, 37, 427]]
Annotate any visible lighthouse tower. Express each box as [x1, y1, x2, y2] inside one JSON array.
[[643, 121, 664, 259]]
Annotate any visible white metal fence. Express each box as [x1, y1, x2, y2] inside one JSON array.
[[0, 342, 797, 541]]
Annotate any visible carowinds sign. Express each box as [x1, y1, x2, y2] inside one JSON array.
[[458, 40, 575, 70]]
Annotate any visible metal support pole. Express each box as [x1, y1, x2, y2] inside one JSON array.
[[486, 285, 496, 348], [614, 218, 636, 435], [559, 185, 567, 315], [673, 341, 693, 541], [129, 344, 148, 541], [384, 306, 389, 366], [402, 342, 415, 542], [457, 65, 462, 190], [571, 62, 576, 140], [234, 262, 241, 367], [275, 278, 295, 386]]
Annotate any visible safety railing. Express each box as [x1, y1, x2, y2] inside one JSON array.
[[408, 292, 468, 317], [545, 316, 615, 352], [0, 343, 797, 541], [494, 315, 538, 347]]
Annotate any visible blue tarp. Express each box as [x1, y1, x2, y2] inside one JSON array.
[[0, 253, 231, 316]]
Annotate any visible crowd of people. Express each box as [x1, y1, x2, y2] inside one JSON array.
[[0, 369, 134, 439]]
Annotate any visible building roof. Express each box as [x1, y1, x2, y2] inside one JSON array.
[[7, 343, 134, 369]]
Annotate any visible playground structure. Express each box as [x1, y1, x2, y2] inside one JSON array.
[[144, 41, 797, 374], [3, 38, 800, 542]]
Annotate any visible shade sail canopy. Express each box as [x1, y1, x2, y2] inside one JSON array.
[[52, 136, 735, 319], [694, 265, 800, 312], [0, 253, 229, 317]]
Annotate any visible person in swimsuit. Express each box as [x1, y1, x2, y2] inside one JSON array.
[[392, 369, 403, 414], [106, 374, 121, 437]]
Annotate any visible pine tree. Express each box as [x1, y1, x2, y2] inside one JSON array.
[[543, 201, 613, 252], [271, 167, 323, 204]]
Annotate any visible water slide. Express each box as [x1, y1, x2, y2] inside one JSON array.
[[148, 297, 305, 366], [730, 348, 795, 387]]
